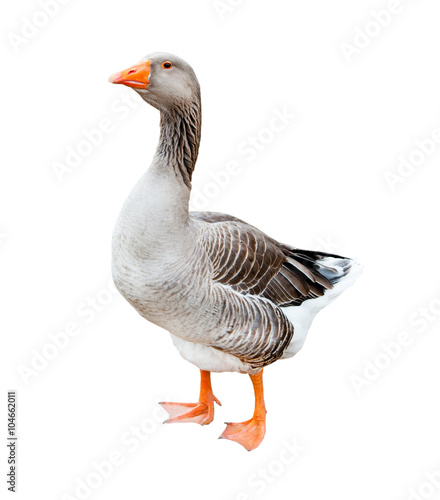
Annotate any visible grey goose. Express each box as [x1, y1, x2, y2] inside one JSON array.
[[109, 52, 362, 451]]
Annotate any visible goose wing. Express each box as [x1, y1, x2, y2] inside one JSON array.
[[190, 211, 351, 369], [192, 211, 338, 306]]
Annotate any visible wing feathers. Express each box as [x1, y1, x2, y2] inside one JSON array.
[[191, 211, 349, 368], [195, 212, 337, 308]]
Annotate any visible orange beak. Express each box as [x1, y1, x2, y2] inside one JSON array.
[[108, 60, 151, 89]]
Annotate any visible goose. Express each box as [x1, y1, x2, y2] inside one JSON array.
[[109, 52, 362, 451]]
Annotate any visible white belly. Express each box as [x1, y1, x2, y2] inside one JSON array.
[[170, 334, 257, 374]]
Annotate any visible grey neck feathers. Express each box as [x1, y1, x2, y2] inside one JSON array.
[[155, 96, 201, 189]]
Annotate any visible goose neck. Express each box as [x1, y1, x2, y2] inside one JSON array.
[[154, 99, 202, 189]]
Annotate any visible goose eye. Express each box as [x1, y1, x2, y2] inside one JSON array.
[[162, 61, 172, 69]]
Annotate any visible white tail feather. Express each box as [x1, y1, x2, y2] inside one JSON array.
[[281, 258, 362, 358]]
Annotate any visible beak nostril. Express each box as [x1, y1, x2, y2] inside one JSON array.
[[127, 69, 136, 75]]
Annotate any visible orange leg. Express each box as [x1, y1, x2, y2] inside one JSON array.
[[219, 369, 266, 451], [160, 370, 221, 426]]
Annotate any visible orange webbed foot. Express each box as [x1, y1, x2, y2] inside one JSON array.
[[219, 370, 267, 451], [160, 370, 221, 426], [219, 416, 266, 451], [159, 396, 221, 426]]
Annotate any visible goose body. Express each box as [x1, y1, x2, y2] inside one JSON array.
[[109, 52, 361, 450]]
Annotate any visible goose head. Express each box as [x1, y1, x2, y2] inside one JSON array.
[[109, 52, 200, 112]]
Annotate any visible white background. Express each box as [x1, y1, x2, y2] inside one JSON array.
[[2, 0, 440, 499]]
